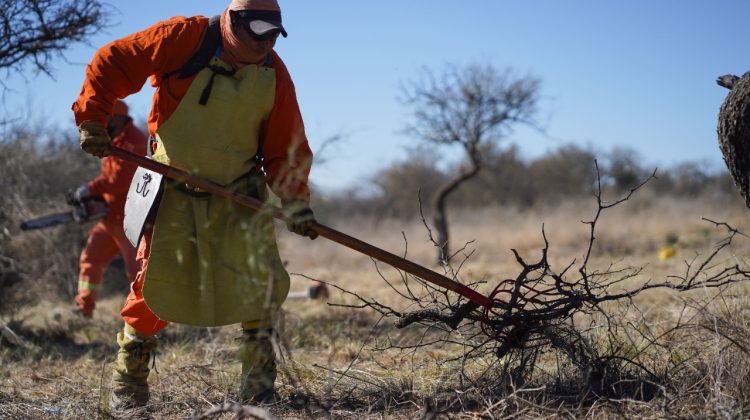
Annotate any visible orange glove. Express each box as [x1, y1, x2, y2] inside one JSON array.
[[78, 120, 111, 158]]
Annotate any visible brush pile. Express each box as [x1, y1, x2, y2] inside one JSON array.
[[331, 172, 750, 397]]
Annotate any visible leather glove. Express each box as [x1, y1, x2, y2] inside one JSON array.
[[284, 201, 318, 240], [717, 74, 740, 90], [74, 185, 90, 203], [78, 120, 111, 157]]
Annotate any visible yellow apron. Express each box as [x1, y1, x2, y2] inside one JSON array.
[[143, 56, 289, 326]]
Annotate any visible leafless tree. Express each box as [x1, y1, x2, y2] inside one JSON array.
[[401, 62, 540, 263], [0, 0, 108, 77]]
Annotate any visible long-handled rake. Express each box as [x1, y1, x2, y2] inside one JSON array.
[[110, 147, 493, 310]]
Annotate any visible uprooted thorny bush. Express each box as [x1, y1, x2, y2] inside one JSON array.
[[310, 165, 750, 417]]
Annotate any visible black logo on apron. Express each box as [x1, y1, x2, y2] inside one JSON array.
[[136, 173, 153, 197]]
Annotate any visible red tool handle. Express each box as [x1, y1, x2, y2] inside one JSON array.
[[111, 147, 492, 308]]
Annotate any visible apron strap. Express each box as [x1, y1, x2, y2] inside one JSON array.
[[163, 15, 222, 80], [199, 63, 235, 106], [199, 49, 275, 106]]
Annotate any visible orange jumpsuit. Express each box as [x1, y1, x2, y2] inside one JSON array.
[[76, 122, 148, 315], [72, 16, 313, 334]]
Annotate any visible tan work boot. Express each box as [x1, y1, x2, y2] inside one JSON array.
[[108, 324, 157, 417], [237, 327, 279, 405]]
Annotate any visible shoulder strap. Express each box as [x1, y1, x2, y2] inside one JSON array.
[[164, 15, 222, 80], [263, 53, 273, 67]]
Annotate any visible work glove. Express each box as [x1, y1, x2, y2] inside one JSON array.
[[73, 185, 90, 203], [283, 201, 318, 240], [717, 74, 740, 90], [78, 120, 111, 158]]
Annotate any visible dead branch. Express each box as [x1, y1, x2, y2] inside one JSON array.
[[328, 164, 750, 398], [0, 0, 109, 76]]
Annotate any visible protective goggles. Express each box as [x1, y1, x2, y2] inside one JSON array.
[[230, 10, 287, 41]]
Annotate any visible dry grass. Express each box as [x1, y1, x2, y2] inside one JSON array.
[[3, 184, 750, 418]]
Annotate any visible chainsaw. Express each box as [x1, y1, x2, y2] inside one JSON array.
[[20, 192, 108, 231]]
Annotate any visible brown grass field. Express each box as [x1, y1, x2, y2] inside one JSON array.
[[3, 185, 750, 418]]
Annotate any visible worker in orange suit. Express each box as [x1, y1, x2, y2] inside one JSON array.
[[72, 0, 316, 415], [73, 100, 147, 318]]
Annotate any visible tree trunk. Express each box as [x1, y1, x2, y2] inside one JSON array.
[[718, 70, 750, 208], [431, 161, 480, 263], [432, 196, 450, 263]]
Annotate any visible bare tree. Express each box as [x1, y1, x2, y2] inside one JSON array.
[[401, 62, 540, 263], [0, 0, 108, 76]]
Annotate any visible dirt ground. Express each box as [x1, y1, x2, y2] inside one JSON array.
[[2, 193, 750, 419]]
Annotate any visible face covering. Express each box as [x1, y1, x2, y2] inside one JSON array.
[[220, 0, 282, 69]]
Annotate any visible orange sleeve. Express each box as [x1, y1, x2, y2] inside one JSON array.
[[263, 52, 314, 205], [72, 16, 207, 126]]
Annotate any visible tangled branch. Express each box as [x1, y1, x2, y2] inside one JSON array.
[[0, 0, 108, 75], [330, 162, 750, 395]]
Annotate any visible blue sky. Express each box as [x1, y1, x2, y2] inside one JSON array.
[[3, 0, 750, 192]]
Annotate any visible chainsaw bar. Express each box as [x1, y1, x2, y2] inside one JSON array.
[[20, 212, 74, 230], [20, 199, 107, 231]]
